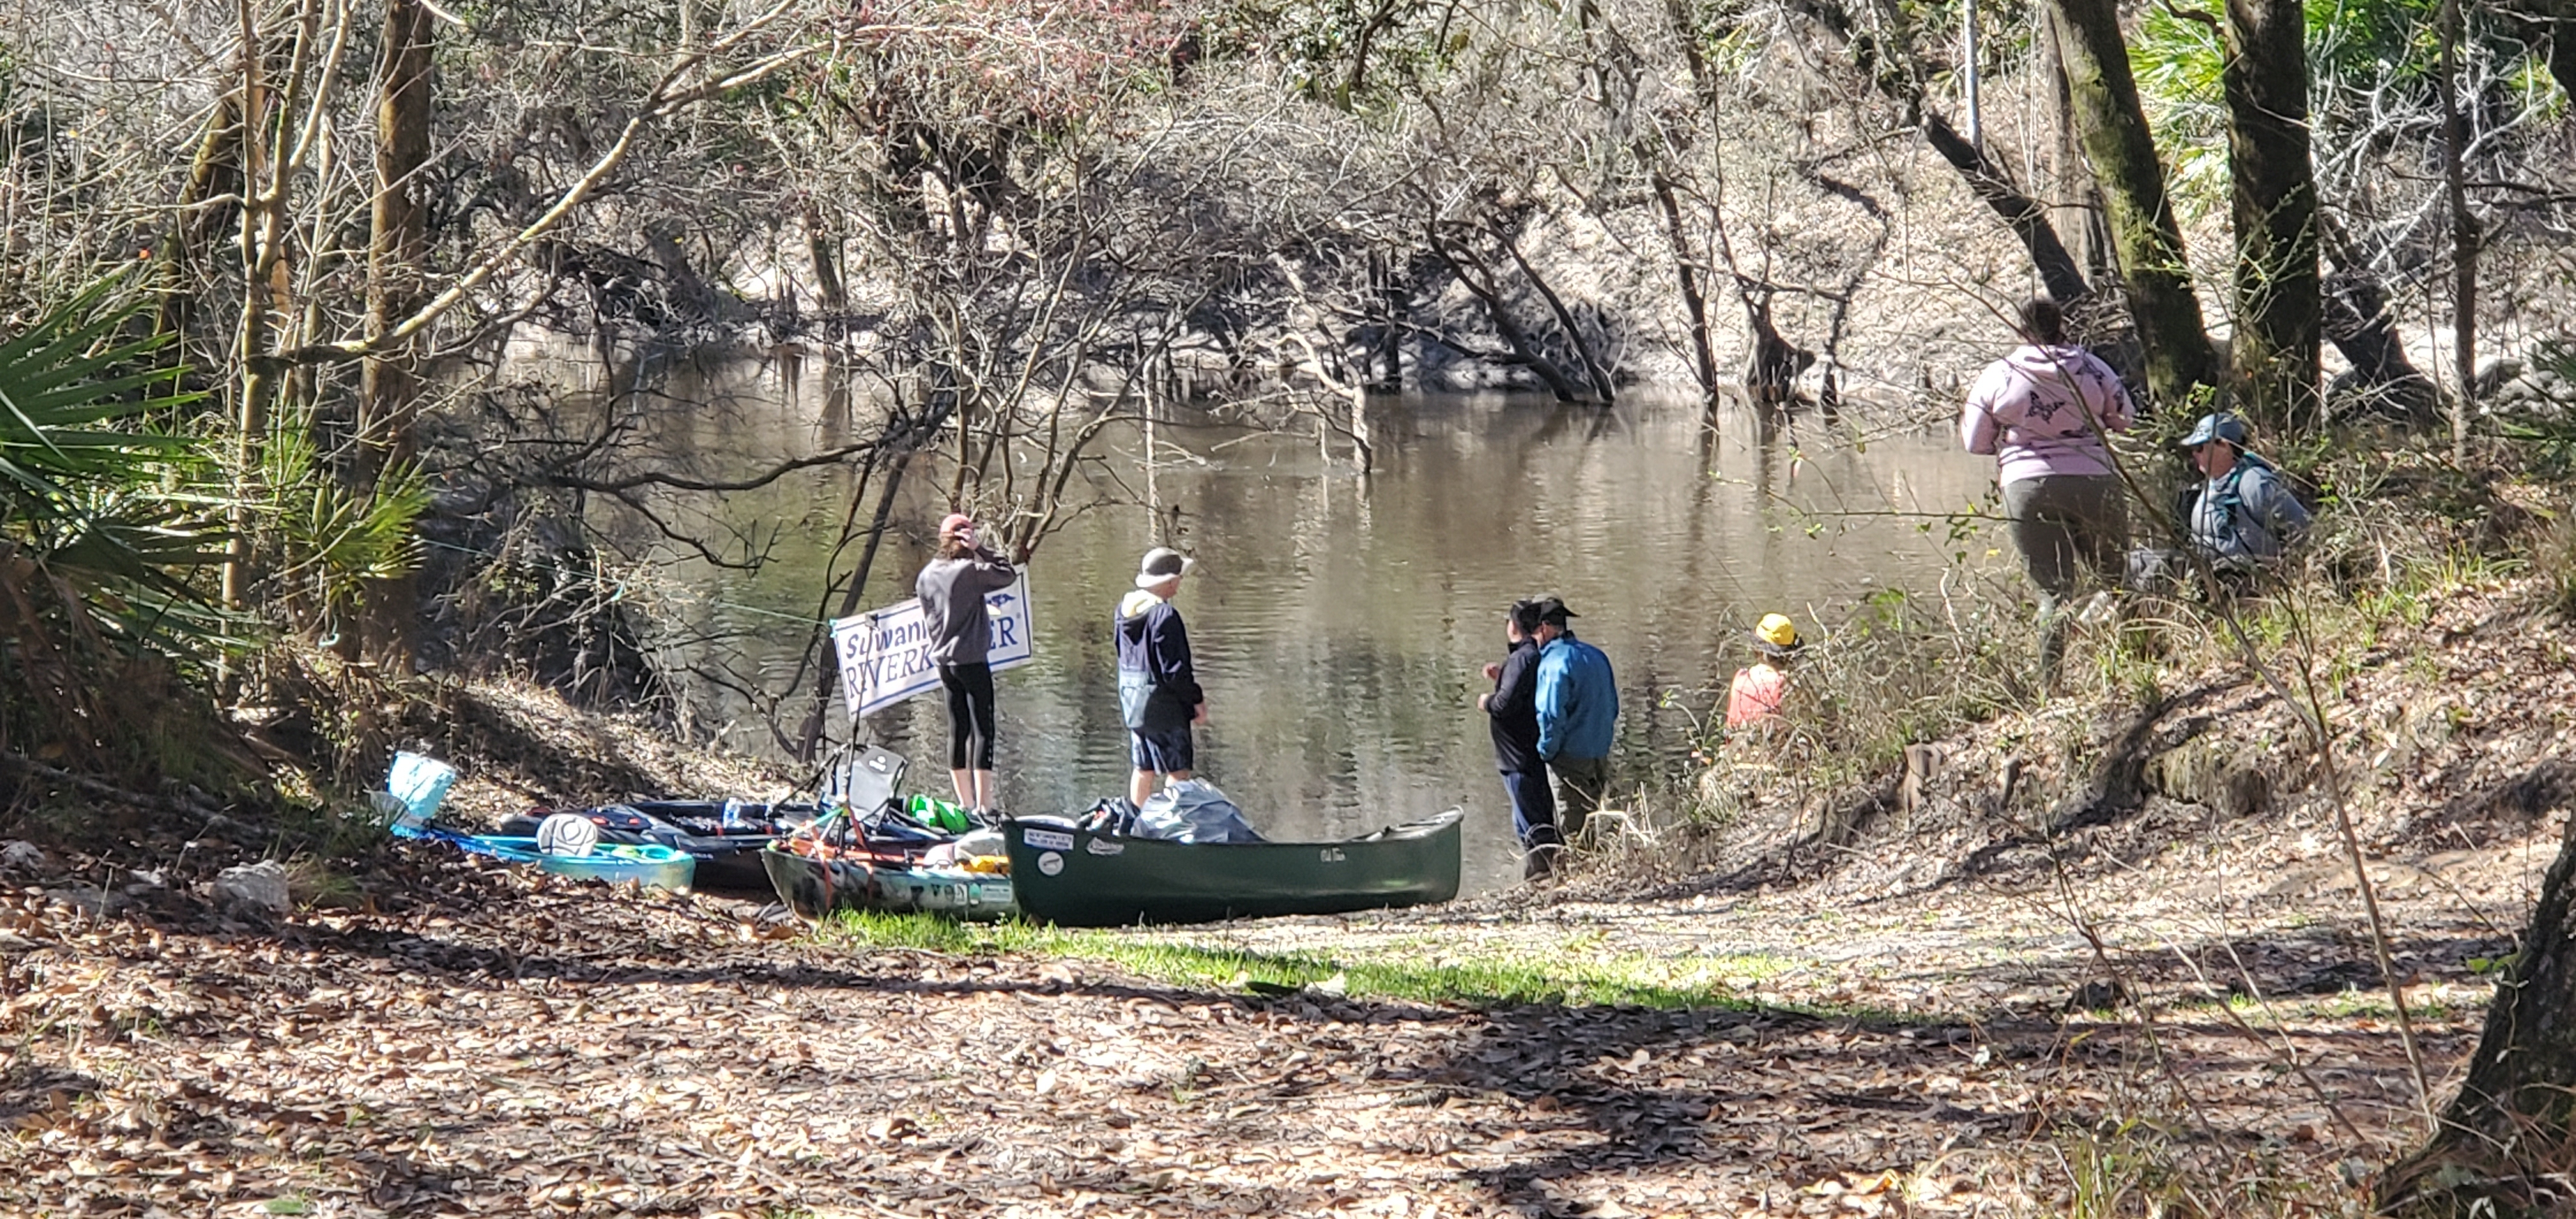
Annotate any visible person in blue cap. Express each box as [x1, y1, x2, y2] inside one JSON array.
[[2179, 411, 2310, 575], [1530, 596, 1618, 847]]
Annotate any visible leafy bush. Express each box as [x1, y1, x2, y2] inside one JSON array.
[[1697, 579, 2039, 801]]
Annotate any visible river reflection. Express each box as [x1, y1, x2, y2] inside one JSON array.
[[586, 355, 1998, 895]]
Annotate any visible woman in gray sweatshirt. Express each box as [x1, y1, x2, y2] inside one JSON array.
[[916, 512, 1018, 813]]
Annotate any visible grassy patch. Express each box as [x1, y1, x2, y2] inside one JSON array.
[[2543, 510, 2576, 620], [268, 790, 396, 861], [1681, 428, 2565, 827], [2164, 984, 2486, 1025], [1682, 578, 2041, 824], [283, 854, 369, 910], [818, 910, 1774, 1009], [2051, 1107, 2370, 1219]]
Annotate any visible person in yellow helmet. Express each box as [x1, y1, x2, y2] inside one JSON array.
[[1726, 613, 1803, 728]]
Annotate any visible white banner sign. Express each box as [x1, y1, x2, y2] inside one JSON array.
[[832, 573, 1034, 720]]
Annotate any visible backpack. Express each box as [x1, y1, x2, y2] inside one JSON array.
[[1117, 669, 1190, 732], [1077, 797, 1140, 837], [2189, 452, 2303, 555]]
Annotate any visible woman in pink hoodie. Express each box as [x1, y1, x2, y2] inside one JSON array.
[[1959, 297, 2135, 686]]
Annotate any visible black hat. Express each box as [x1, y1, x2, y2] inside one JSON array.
[[1533, 596, 1577, 625], [1508, 599, 1544, 634]]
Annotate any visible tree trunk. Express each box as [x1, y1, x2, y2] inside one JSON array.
[[358, 0, 436, 666], [222, 1, 280, 612], [645, 219, 728, 322], [1495, 222, 1615, 402], [1368, 249, 1404, 392], [1920, 112, 2092, 305], [2320, 245, 2437, 420], [1742, 295, 1814, 413], [1650, 174, 1723, 408], [1775, 0, 2096, 328], [791, 382, 960, 763], [1960, 0, 1982, 142], [2223, 0, 2321, 432], [794, 443, 910, 763], [1338, 0, 1404, 108], [804, 206, 848, 318], [2045, 0, 2222, 406], [159, 95, 244, 344], [2040, 8, 2115, 284], [1427, 227, 1595, 403], [2439, 0, 2479, 462], [2380, 763, 2576, 1218]]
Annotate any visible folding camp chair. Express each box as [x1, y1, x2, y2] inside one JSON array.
[[820, 743, 907, 818]]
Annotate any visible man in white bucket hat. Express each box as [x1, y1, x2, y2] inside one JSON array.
[[1115, 547, 1206, 805]]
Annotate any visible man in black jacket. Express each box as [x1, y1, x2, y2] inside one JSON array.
[[1478, 599, 1561, 879]]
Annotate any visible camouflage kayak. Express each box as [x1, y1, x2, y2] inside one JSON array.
[[759, 844, 1016, 924]]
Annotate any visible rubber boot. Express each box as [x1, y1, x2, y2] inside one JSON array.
[[1523, 843, 1562, 881], [2037, 604, 2069, 694]]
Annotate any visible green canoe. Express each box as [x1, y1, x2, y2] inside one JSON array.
[[1003, 810, 1462, 927], [759, 845, 1018, 924]]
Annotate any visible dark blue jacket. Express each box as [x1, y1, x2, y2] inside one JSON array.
[[1536, 631, 1618, 762], [1115, 589, 1203, 708], [1485, 638, 1544, 774]]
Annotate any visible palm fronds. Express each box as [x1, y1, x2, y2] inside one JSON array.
[[1, 272, 245, 787], [0, 270, 224, 620], [257, 410, 431, 633], [0, 274, 201, 503]]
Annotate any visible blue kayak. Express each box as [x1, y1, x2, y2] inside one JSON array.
[[395, 824, 696, 891]]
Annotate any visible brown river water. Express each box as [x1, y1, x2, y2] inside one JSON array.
[[569, 350, 2004, 894]]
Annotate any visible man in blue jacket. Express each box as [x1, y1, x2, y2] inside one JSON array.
[[1532, 597, 1617, 844], [1116, 548, 1207, 806], [1477, 599, 1560, 878]]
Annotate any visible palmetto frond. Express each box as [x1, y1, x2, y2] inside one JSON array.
[[0, 271, 230, 656]]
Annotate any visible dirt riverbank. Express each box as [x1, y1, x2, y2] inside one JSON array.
[[5, 575, 2570, 1216]]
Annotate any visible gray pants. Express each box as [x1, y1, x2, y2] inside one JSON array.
[[2004, 475, 2128, 604], [2004, 475, 2127, 684], [1550, 755, 1609, 843]]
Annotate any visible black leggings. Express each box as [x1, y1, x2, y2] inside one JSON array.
[[938, 661, 997, 771]]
